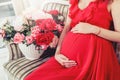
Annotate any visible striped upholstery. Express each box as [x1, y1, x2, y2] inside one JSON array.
[[4, 57, 50, 80], [116, 43, 120, 63], [3, 2, 69, 80], [7, 43, 24, 61], [43, 2, 69, 21]]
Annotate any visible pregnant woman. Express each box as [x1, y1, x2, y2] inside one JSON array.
[[25, 0, 120, 80]]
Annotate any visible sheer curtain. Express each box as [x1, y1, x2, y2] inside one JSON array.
[[12, 0, 68, 16], [24, 0, 68, 10], [12, 0, 25, 15], [12, 0, 45, 15]]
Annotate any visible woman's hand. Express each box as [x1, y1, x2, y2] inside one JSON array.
[[71, 22, 100, 35], [55, 54, 77, 68], [49, 35, 59, 48]]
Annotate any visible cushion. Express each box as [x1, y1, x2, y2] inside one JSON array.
[[4, 57, 50, 80]]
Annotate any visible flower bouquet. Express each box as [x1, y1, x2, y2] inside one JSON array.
[[0, 10, 64, 60]]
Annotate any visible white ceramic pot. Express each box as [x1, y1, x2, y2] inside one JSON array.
[[18, 43, 44, 60]]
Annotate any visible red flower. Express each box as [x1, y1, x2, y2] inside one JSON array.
[[35, 19, 44, 26], [35, 32, 54, 46], [48, 10, 59, 16], [35, 19, 57, 31], [44, 19, 57, 31], [55, 24, 63, 32]]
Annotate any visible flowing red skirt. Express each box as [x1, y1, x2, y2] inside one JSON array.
[[24, 32, 120, 80]]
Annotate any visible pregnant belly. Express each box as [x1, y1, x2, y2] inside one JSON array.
[[60, 31, 113, 65], [61, 31, 93, 48], [60, 32, 94, 59]]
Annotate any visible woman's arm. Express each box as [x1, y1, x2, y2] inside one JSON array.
[[55, 16, 71, 55], [55, 16, 77, 68], [71, 1, 120, 42], [95, 1, 120, 42]]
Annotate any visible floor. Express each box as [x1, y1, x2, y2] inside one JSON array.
[[0, 47, 9, 80]]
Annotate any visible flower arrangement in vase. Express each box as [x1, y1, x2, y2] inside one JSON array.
[[0, 10, 64, 60]]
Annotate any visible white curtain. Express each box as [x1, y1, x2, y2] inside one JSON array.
[[12, 0, 68, 16], [12, 0, 44, 15], [12, 0, 25, 15]]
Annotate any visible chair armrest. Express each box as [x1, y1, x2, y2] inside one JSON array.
[[7, 43, 24, 61], [116, 43, 120, 63], [42, 1, 69, 22]]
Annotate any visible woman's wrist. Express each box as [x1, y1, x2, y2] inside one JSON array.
[[91, 26, 101, 35], [55, 48, 60, 55], [95, 27, 101, 35]]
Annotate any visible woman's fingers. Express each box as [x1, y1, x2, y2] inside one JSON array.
[[71, 22, 94, 34], [55, 54, 77, 68], [71, 27, 80, 33], [63, 60, 77, 68], [60, 58, 77, 67]]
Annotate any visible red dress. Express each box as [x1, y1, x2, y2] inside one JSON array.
[[24, 0, 120, 80]]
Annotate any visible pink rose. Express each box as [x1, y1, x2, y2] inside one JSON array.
[[31, 26, 40, 33], [41, 45, 48, 50], [0, 29, 5, 38], [56, 24, 63, 32], [13, 33, 25, 44], [31, 26, 40, 38], [25, 36, 34, 44]]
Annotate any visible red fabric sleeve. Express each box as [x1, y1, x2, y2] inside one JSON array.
[[68, 0, 78, 18]]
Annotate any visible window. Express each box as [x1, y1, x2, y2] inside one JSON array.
[[0, 0, 15, 18]]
